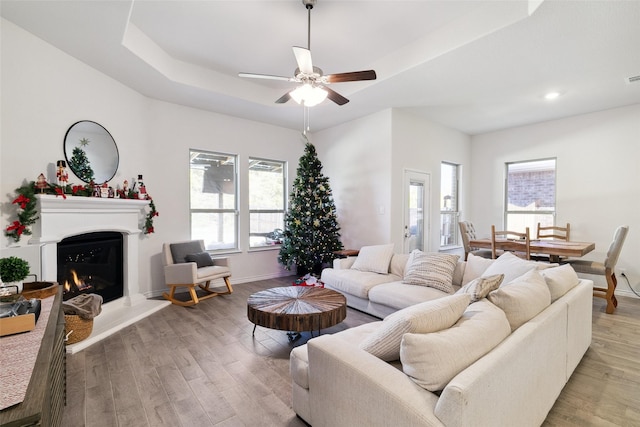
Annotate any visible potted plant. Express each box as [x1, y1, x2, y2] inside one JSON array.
[[0, 256, 30, 292]]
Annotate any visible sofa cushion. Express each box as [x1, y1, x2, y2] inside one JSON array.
[[400, 299, 511, 392], [321, 268, 400, 299], [488, 269, 551, 331], [359, 294, 470, 362], [456, 274, 504, 303], [402, 251, 459, 294], [461, 253, 495, 285], [540, 264, 580, 302], [184, 251, 214, 268], [170, 241, 203, 264], [369, 281, 456, 312], [351, 244, 395, 274], [290, 322, 382, 390], [480, 252, 537, 285]]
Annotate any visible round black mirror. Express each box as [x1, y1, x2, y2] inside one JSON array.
[[64, 121, 119, 184]]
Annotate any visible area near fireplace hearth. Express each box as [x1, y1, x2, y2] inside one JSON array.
[[4, 194, 170, 354]]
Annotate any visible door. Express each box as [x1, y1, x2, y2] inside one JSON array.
[[403, 170, 430, 253]]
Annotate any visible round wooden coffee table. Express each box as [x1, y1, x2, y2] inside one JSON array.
[[247, 286, 347, 341]]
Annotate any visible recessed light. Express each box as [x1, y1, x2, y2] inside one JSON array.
[[544, 91, 561, 100]]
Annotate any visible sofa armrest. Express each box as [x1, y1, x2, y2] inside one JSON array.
[[164, 262, 198, 284], [332, 256, 356, 269], [307, 335, 444, 427]]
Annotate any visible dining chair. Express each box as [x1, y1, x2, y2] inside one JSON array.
[[459, 221, 493, 261], [532, 222, 571, 261], [491, 225, 531, 260], [566, 225, 629, 314], [537, 223, 570, 241]]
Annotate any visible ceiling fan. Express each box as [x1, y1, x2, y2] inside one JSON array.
[[238, 0, 376, 107]]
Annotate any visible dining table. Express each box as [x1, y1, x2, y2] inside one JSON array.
[[468, 238, 595, 262]]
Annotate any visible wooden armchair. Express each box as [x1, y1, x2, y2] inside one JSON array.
[[491, 226, 531, 260], [162, 240, 233, 306]]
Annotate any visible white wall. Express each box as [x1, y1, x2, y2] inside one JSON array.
[[1, 18, 303, 297], [314, 109, 471, 253], [470, 104, 640, 294], [314, 110, 393, 249], [391, 110, 471, 252]]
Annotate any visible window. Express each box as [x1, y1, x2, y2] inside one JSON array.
[[190, 150, 238, 251], [505, 158, 556, 232], [440, 162, 459, 247], [248, 158, 286, 248]]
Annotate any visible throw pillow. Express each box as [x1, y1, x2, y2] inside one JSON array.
[[350, 244, 395, 274], [481, 252, 536, 285], [185, 252, 214, 268], [359, 294, 470, 361], [456, 274, 504, 303], [540, 264, 580, 302], [402, 251, 459, 294], [487, 269, 551, 331], [400, 299, 511, 392], [170, 241, 203, 264], [461, 253, 495, 285]]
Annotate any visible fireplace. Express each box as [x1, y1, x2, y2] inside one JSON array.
[[57, 231, 124, 304]]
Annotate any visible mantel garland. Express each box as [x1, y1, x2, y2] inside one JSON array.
[[4, 181, 159, 242]]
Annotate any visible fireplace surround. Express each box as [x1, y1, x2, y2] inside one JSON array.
[[30, 194, 169, 353]]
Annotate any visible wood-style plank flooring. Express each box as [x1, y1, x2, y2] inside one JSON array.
[[62, 277, 640, 426]]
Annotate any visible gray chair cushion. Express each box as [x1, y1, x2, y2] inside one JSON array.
[[170, 241, 204, 264], [185, 252, 214, 268]]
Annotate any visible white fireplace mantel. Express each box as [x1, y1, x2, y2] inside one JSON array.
[[33, 194, 149, 306]]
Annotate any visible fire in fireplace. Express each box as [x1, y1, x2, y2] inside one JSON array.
[[57, 231, 124, 303]]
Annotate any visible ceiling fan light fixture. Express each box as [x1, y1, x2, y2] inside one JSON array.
[[290, 84, 328, 107]]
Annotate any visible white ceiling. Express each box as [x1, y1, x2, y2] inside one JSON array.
[[2, 0, 639, 135]]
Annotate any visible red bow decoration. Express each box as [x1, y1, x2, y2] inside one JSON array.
[[12, 194, 30, 209], [6, 221, 26, 236], [72, 185, 85, 195], [54, 188, 67, 199]]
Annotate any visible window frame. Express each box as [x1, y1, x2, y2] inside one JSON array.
[[440, 161, 460, 248], [189, 149, 239, 253], [248, 156, 287, 249], [503, 157, 557, 232]]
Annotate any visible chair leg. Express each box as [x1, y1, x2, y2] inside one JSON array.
[[197, 277, 233, 297], [163, 284, 199, 307], [604, 270, 617, 314]]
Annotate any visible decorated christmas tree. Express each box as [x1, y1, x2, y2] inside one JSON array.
[[68, 139, 95, 183], [278, 139, 343, 275]]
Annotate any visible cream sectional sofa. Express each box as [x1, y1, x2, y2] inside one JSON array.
[[321, 246, 465, 319], [291, 253, 593, 426]]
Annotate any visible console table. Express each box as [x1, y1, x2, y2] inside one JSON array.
[[0, 289, 65, 427]]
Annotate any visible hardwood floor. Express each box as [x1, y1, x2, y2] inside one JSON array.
[[62, 277, 640, 426]]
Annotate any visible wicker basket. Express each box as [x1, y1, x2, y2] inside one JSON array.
[[64, 315, 93, 344]]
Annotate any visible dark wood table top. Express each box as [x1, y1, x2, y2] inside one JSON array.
[[469, 238, 595, 258], [247, 286, 346, 333]]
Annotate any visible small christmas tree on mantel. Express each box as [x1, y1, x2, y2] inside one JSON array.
[[278, 139, 343, 275]]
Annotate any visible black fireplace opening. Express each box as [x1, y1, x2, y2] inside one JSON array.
[[57, 231, 124, 304]]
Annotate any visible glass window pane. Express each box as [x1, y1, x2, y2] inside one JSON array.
[[440, 162, 459, 247], [190, 150, 238, 251], [249, 158, 286, 248], [506, 159, 556, 212], [191, 212, 237, 251]]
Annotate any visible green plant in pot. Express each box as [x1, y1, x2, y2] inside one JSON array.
[[0, 256, 30, 292]]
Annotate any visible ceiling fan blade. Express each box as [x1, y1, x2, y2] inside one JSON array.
[[238, 72, 294, 82], [275, 92, 292, 104], [324, 87, 349, 105], [324, 70, 377, 83], [292, 46, 314, 75]]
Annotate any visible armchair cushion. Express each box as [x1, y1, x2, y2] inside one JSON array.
[[170, 241, 204, 264], [185, 252, 214, 268]]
